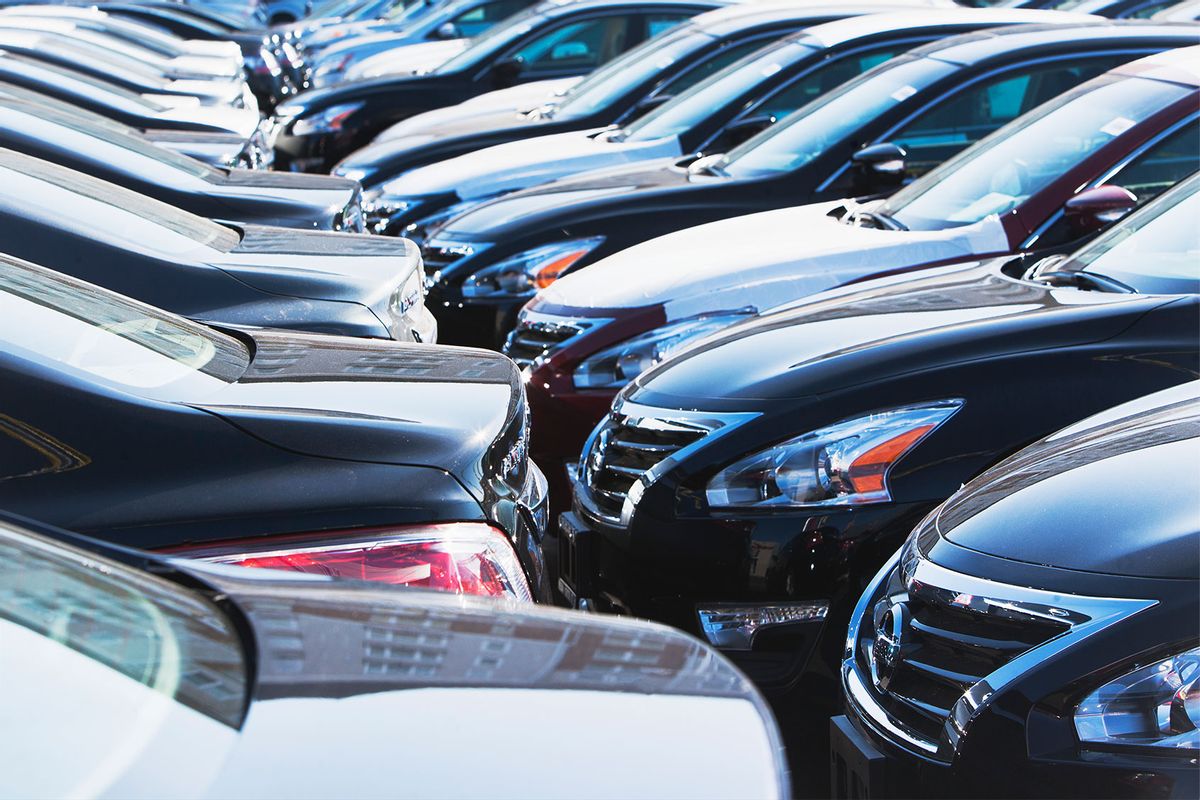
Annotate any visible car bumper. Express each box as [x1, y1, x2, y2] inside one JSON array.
[[526, 375, 616, 516]]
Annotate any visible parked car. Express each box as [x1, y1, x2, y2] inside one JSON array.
[[0, 92, 369, 231], [0, 150, 435, 341], [272, 0, 728, 171], [333, 1, 924, 191], [510, 43, 1200, 510], [835, 379, 1200, 799], [307, 0, 542, 87], [553, 170, 1200, 716], [362, 6, 1080, 242], [0, 54, 267, 147], [0, 253, 544, 600], [0, 28, 254, 108], [0, 512, 788, 799]]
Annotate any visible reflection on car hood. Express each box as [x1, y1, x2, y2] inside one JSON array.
[[934, 381, 1200, 580], [194, 329, 519, 476], [381, 129, 680, 200], [348, 38, 467, 79], [152, 101, 260, 140], [342, 107, 543, 171], [181, 566, 785, 800], [632, 260, 1156, 403], [540, 200, 1011, 321], [214, 225, 419, 307], [373, 77, 579, 143]]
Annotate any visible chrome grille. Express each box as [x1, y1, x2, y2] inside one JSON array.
[[503, 313, 599, 368], [844, 547, 1153, 760], [581, 412, 712, 525]]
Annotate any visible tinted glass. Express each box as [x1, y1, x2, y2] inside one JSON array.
[[655, 36, 773, 99], [625, 39, 819, 142], [0, 525, 247, 727], [435, 5, 541, 73], [514, 15, 644, 76], [449, 0, 530, 37], [883, 75, 1192, 230], [0, 257, 249, 390], [719, 55, 956, 178]]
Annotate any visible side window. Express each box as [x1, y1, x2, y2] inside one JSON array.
[[1033, 117, 1200, 250], [645, 12, 691, 39], [1107, 117, 1200, 204], [450, 0, 530, 38], [655, 37, 772, 99], [889, 56, 1126, 178], [754, 46, 906, 121], [512, 16, 638, 76]]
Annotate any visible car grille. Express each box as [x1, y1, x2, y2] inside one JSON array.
[[844, 546, 1153, 760], [581, 411, 714, 525], [503, 315, 594, 368]]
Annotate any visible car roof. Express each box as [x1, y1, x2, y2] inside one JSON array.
[[1110, 42, 1200, 85], [687, 1, 958, 35], [536, 0, 734, 16], [910, 19, 1200, 64], [797, 7, 1101, 48]]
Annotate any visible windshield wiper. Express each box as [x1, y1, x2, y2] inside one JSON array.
[[847, 209, 908, 231], [1036, 270, 1136, 294]]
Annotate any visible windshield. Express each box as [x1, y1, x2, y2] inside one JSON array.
[[0, 256, 249, 392], [624, 39, 819, 142], [0, 150, 240, 251], [1062, 177, 1200, 295], [720, 55, 956, 179], [882, 75, 1193, 230], [435, 4, 542, 73], [552, 27, 706, 118], [7, 101, 218, 179], [0, 523, 248, 729]]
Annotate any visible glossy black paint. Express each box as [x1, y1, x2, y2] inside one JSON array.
[[0, 262, 548, 599], [423, 23, 1198, 348], [0, 150, 412, 339], [272, 0, 723, 171], [837, 383, 1200, 798], [563, 256, 1199, 698], [0, 92, 362, 230], [331, 4, 857, 188]]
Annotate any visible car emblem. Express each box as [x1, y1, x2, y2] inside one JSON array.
[[869, 600, 911, 692]]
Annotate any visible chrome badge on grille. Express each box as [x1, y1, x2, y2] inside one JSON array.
[[869, 600, 911, 692]]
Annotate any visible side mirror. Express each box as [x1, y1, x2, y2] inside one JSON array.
[[490, 56, 524, 88], [722, 114, 774, 147], [1064, 184, 1137, 234], [434, 22, 458, 40], [850, 142, 907, 194]]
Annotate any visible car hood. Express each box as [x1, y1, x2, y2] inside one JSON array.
[[339, 106, 545, 173], [381, 129, 681, 201], [348, 38, 467, 80], [931, 381, 1200, 580], [146, 129, 248, 167], [540, 199, 1013, 321], [631, 260, 1161, 404], [212, 224, 419, 311], [154, 567, 785, 800], [192, 328, 520, 479], [373, 77, 579, 142], [148, 99, 260, 139]]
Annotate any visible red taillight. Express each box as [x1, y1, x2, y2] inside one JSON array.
[[166, 523, 533, 602]]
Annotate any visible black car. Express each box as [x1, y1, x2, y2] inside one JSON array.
[[0, 90, 366, 231], [332, 1, 872, 189], [557, 172, 1200, 710], [0, 149, 435, 342], [0, 512, 787, 799], [835, 379, 1200, 799], [418, 20, 1197, 347], [272, 0, 726, 171], [0, 254, 547, 601]]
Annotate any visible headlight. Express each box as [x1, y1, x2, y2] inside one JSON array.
[[461, 238, 604, 299], [706, 400, 962, 510], [291, 102, 363, 136], [1075, 647, 1200, 752], [573, 311, 754, 390]]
